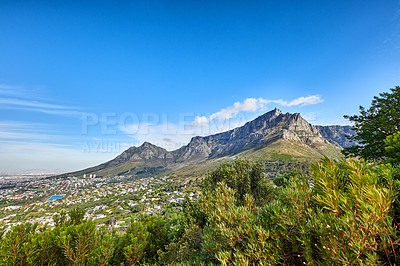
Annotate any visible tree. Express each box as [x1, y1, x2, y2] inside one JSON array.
[[385, 131, 400, 164], [201, 182, 282, 265], [112, 215, 170, 265], [68, 207, 86, 225], [343, 86, 400, 161], [201, 159, 274, 206], [273, 171, 299, 188], [0, 223, 39, 265], [57, 221, 98, 265]]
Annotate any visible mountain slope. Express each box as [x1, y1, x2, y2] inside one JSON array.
[[60, 108, 351, 178]]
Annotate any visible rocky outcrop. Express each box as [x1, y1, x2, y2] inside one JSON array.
[[107, 142, 173, 167], [315, 125, 356, 148], [179, 108, 329, 162]]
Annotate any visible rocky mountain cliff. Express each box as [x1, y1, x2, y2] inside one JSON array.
[[59, 108, 355, 178], [179, 108, 329, 162], [315, 125, 356, 148]]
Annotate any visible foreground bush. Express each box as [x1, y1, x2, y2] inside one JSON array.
[[0, 159, 398, 265], [0, 209, 115, 265], [310, 158, 399, 264]]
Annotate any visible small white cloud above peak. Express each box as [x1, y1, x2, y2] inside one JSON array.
[[193, 116, 209, 127], [285, 95, 323, 107], [192, 95, 323, 127]]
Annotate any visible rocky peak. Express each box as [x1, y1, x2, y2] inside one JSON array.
[[111, 142, 172, 164], [253, 107, 282, 122], [282, 112, 326, 145], [286, 113, 316, 132], [273, 107, 282, 115], [139, 141, 158, 150]]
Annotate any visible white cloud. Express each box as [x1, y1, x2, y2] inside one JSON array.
[[0, 83, 81, 117], [0, 98, 75, 110], [0, 131, 57, 140], [195, 95, 323, 127], [275, 95, 324, 107], [208, 98, 263, 121], [0, 121, 45, 130], [240, 98, 260, 111], [192, 116, 209, 127], [0, 84, 31, 98]]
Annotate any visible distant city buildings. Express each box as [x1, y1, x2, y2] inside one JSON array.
[[0, 173, 197, 232]]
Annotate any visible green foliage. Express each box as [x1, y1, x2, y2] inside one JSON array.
[[385, 131, 400, 164], [158, 225, 204, 265], [0, 223, 39, 265], [120, 221, 149, 265], [53, 210, 68, 226], [310, 157, 399, 264], [201, 182, 282, 265], [67, 207, 86, 226], [90, 227, 115, 266], [201, 159, 274, 206], [53, 207, 86, 227], [273, 171, 299, 187], [187, 158, 399, 265], [0, 207, 115, 266], [57, 221, 98, 265], [260, 172, 312, 265], [181, 195, 207, 229], [1, 158, 399, 265], [112, 215, 170, 265], [145, 216, 170, 261], [343, 86, 400, 161]]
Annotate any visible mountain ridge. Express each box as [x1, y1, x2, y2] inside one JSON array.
[[59, 108, 354, 178], [315, 125, 356, 148]]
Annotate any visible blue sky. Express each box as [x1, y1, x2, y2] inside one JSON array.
[[1, 1, 400, 173]]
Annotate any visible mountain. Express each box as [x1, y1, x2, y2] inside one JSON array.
[[179, 108, 330, 162], [59, 108, 354, 178], [315, 125, 356, 148]]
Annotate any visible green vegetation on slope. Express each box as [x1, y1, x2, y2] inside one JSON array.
[[239, 138, 341, 161]]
